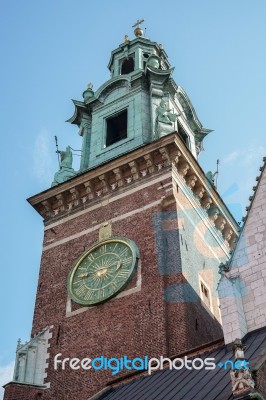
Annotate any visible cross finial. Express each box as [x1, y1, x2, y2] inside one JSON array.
[[132, 19, 144, 37], [132, 19, 144, 28]]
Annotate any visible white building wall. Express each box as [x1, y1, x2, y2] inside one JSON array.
[[219, 159, 266, 344]]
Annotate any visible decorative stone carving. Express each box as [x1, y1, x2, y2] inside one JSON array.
[[144, 154, 155, 173], [156, 100, 175, 125], [208, 206, 219, 222], [215, 216, 227, 231], [30, 134, 239, 253], [125, 176, 133, 184], [186, 174, 198, 189], [69, 188, 80, 207], [159, 147, 171, 167], [201, 196, 213, 210], [178, 162, 190, 178], [194, 186, 205, 199], [128, 161, 139, 180], [96, 189, 103, 197], [140, 169, 148, 177], [84, 181, 94, 200], [113, 167, 123, 187], [110, 182, 118, 190], [98, 174, 108, 194], [173, 150, 182, 167], [41, 200, 52, 218], [56, 194, 66, 213], [224, 228, 234, 243], [230, 339, 255, 397], [155, 99, 178, 138]]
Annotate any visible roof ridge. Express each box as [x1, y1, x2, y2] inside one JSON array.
[[242, 156, 266, 224]]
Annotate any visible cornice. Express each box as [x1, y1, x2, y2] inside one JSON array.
[[28, 132, 239, 249]]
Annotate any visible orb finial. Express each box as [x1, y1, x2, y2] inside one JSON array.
[[132, 19, 144, 37]]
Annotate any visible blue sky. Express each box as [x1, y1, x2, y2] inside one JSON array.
[[1, 1, 266, 397]]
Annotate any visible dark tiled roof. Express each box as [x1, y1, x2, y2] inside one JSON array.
[[99, 327, 266, 400]]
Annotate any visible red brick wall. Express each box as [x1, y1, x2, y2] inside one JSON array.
[[5, 175, 223, 400], [4, 383, 44, 400]]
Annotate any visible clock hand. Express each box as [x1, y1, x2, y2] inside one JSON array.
[[78, 272, 89, 279], [81, 261, 122, 278], [116, 260, 122, 271]]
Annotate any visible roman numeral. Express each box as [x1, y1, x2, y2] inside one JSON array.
[[117, 270, 129, 278], [119, 247, 128, 258], [100, 245, 107, 255], [84, 289, 94, 301], [122, 257, 132, 265], [75, 285, 87, 297], [87, 254, 95, 262]]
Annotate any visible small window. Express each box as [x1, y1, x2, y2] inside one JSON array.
[[179, 127, 190, 147], [121, 57, 134, 74], [106, 110, 127, 146], [200, 281, 211, 308]]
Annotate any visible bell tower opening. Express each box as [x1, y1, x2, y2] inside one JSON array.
[[179, 126, 190, 149], [106, 110, 128, 146], [121, 56, 134, 74]]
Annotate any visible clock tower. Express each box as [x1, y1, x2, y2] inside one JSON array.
[[4, 25, 239, 400]]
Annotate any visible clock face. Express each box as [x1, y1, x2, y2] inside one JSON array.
[[67, 238, 139, 306]]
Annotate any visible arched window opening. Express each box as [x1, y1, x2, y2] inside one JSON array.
[[121, 57, 134, 74], [106, 110, 128, 146]]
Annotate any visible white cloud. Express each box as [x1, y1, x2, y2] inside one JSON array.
[[222, 146, 265, 167], [32, 129, 55, 185], [223, 150, 239, 164], [0, 361, 15, 400]]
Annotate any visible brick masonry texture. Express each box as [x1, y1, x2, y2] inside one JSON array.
[[4, 383, 44, 400], [5, 174, 224, 400]]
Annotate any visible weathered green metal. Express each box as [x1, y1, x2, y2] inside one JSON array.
[[51, 146, 76, 186], [52, 34, 212, 185], [67, 237, 139, 306]]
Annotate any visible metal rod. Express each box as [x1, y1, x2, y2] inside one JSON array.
[[216, 159, 220, 188], [54, 136, 60, 168]]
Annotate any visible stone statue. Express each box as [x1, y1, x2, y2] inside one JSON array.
[[230, 339, 255, 396], [156, 100, 177, 125], [206, 171, 217, 186], [51, 146, 76, 187], [59, 146, 73, 169], [230, 369, 255, 393]]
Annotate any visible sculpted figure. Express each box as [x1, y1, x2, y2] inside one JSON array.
[[156, 100, 177, 125], [231, 369, 254, 392], [59, 146, 73, 169], [51, 145, 76, 186]]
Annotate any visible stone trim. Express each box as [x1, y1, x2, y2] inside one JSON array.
[[43, 200, 162, 251], [43, 172, 171, 231], [28, 133, 239, 251]]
